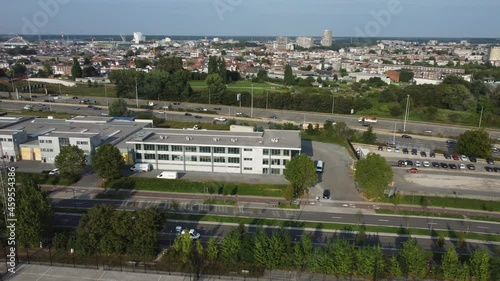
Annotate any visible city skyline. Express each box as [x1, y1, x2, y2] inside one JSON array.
[[0, 0, 499, 38]]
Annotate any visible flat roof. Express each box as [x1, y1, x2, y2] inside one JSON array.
[[124, 128, 301, 149]]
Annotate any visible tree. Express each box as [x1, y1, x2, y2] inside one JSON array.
[[157, 56, 183, 74], [329, 238, 354, 278], [91, 143, 125, 181], [388, 255, 403, 279], [293, 235, 313, 271], [399, 238, 429, 279], [207, 56, 219, 75], [355, 245, 384, 279], [456, 129, 493, 158], [54, 145, 86, 181], [109, 98, 129, 117], [16, 178, 53, 248], [11, 63, 27, 77], [360, 126, 377, 144], [470, 249, 490, 281], [399, 70, 414, 82], [283, 154, 317, 200], [206, 237, 219, 264], [389, 104, 404, 116], [442, 247, 460, 280], [82, 66, 97, 77], [71, 57, 82, 78], [205, 73, 226, 104], [75, 204, 115, 256], [220, 228, 241, 264], [355, 153, 394, 199], [284, 64, 294, 86]]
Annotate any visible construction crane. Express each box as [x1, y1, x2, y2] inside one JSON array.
[[119, 34, 126, 42]]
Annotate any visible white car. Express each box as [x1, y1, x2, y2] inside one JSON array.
[[459, 164, 466, 169], [236, 112, 243, 116], [181, 229, 201, 240], [460, 155, 468, 161], [395, 147, 400, 153], [148, 102, 155, 106], [423, 161, 430, 167], [386, 147, 392, 152], [415, 161, 421, 167], [48, 168, 59, 175], [214, 117, 227, 122], [23, 105, 33, 110]]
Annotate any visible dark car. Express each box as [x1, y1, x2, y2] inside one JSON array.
[[32, 95, 38, 98], [325, 119, 335, 124], [72, 96, 79, 99], [449, 163, 458, 169], [403, 148, 409, 154], [406, 160, 413, 166], [214, 107, 222, 110], [444, 153, 451, 159], [322, 189, 331, 199], [185, 113, 192, 116], [446, 139, 457, 144], [362, 123, 371, 127], [401, 134, 412, 139], [378, 146, 383, 151], [420, 151, 427, 157], [429, 151, 436, 158], [467, 164, 475, 170], [469, 157, 477, 163], [194, 115, 202, 119], [486, 158, 495, 165], [398, 160, 407, 167], [269, 115, 278, 119], [411, 149, 418, 155], [432, 162, 440, 168], [173, 102, 181, 105], [41, 169, 51, 174], [485, 166, 493, 172], [494, 167, 500, 173], [87, 105, 94, 109], [440, 163, 449, 168]]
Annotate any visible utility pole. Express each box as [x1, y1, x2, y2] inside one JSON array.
[[266, 90, 268, 110], [208, 88, 211, 105], [28, 79, 32, 101], [135, 77, 139, 108], [104, 83, 108, 106], [403, 94, 410, 132], [331, 91, 335, 114], [251, 84, 254, 118], [478, 105, 484, 128]]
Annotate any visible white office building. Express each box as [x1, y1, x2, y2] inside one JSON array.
[[133, 32, 145, 44], [321, 30, 333, 47], [124, 128, 302, 175], [489, 47, 500, 66], [296, 37, 314, 49]]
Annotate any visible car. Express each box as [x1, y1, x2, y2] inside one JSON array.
[[444, 153, 451, 159], [467, 164, 475, 170], [269, 115, 278, 119], [213, 107, 222, 110], [415, 161, 421, 167], [446, 139, 457, 144], [194, 115, 202, 119], [72, 96, 79, 99], [23, 105, 33, 110], [452, 155, 460, 161], [423, 161, 430, 167], [94, 107, 101, 110], [73, 107, 80, 110], [395, 147, 400, 153], [486, 158, 495, 165], [101, 112, 109, 116], [401, 134, 412, 139], [386, 147, 392, 152], [449, 163, 458, 169], [32, 95, 38, 98], [325, 119, 336, 125], [378, 146, 383, 151], [402, 148, 409, 154], [214, 117, 227, 122], [173, 102, 181, 105], [429, 151, 436, 158], [494, 167, 500, 173], [411, 149, 418, 155], [423, 130, 432, 134], [407, 168, 418, 173], [460, 155, 468, 161], [398, 160, 407, 167], [432, 162, 440, 168], [386, 141, 396, 146], [459, 164, 466, 170], [362, 123, 371, 127], [485, 166, 493, 172], [87, 105, 94, 109], [184, 113, 192, 116], [440, 163, 449, 168], [322, 189, 331, 199], [201, 108, 208, 112], [406, 160, 414, 166], [236, 112, 243, 116], [469, 157, 477, 162], [420, 151, 427, 157], [41, 169, 51, 174], [493, 147, 498, 153], [180, 229, 201, 240], [48, 168, 59, 175], [148, 102, 155, 107]]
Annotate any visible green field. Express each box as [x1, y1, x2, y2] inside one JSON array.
[[11, 81, 117, 98], [189, 80, 285, 94], [379, 195, 500, 212]]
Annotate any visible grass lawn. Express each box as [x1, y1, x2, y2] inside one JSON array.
[[12, 81, 118, 98], [375, 209, 464, 219], [18, 172, 77, 186], [379, 195, 500, 212], [106, 177, 286, 198], [189, 81, 286, 94]]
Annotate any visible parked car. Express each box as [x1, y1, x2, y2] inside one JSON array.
[[325, 119, 336, 125], [452, 155, 460, 161], [401, 134, 412, 139], [484, 166, 493, 172], [440, 163, 449, 168], [180, 229, 201, 240], [460, 155, 468, 161], [449, 163, 458, 169], [411, 148, 418, 155], [184, 112, 192, 116], [386, 147, 392, 152], [446, 139, 457, 144], [494, 167, 500, 173], [378, 146, 383, 151], [173, 102, 181, 105], [213, 107, 222, 110], [236, 112, 243, 116], [459, 164, 466, 170], [48, 168, 59, 175], [402, 148, 409, 154], [395, 147, 400, 153], [469, 157, 477, 163], [323, 189, 331, 199], [444, 153, 451, 159], [467, 164, 475, 170], [415, 161, 421, 167], [194, 115, 202, 119], [420, 151, 427, 157], [423, 161, 430, 167], [398, 160, 407, 167], [486, 158, 495, 165], [407, 168, 418, 173], [214, 117, 227, 122], [432, 162, 440, 168], [429, 151, 436, 158], [269, 115, 278, 119], [406, 160, 414, 166]]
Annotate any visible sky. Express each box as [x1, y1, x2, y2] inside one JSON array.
[[1, 0, 499, 38]]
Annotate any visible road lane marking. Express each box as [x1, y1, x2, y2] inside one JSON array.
[[428, 223, 438, 225], [477, 226, 489, 229], [378, 219, 389, 222], [331, 216, 342, 219]]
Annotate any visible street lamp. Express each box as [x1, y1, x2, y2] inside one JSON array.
[[403, 94, 410, 132], [478, 105, 484, 128]]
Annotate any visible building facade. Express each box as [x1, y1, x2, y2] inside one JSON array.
[[296, 37, 314, 49], [321, 30, 333, 47], [489, 47, 500, 66], [125, 128, 302, 175]]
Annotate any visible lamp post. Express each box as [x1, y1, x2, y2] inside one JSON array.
[[478, 105, 484, 128], [28, 78, 32, 101], [135, 77, 139, 108], [251, 84, 254, 118], [104, 83, 108, 106], [403, 94, 410, 132]]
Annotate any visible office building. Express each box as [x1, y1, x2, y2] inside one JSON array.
[[274, 36, 288, 51], [489, 47, 500, 66], [321, 30, 333, 47], [296, 36, 314, 49], [123, 128, 301, 175], [133, 32, 145, 44]]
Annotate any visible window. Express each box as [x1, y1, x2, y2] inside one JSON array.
[[213, 147, 225, 154], [263, 159, 269, 165], [283, 160, 288, 166], [171, 145, 183, 152], [283, 150, 290, 156], [271, 149, 281, 156], [213, 157, 226, 163], [244, 158, 253, 161], [172, 155, 183, 161], [271, 159, 281, 165], [263, 168, 269, 174], [135, 153, 142, 159], [244, 167, 253, 171], [271, 168, 281, 175], [144, 153, 156, 160], [200, 156, 211, 162], [158, 154, 169, 160], [200, 146, 211, 153], [59, 138, 70, 147], [41, 148, 54, 152], [188, 156, 197, 162], [39, 140, 45, 143], [228, 157, 240, 164], [244, 148, 253, 152], [135, 144, 142, 150], [77, 141, 89, 145], [263, 149, 269, 155], [7, 138, 12, 142], [144, 144, 155, 151], [157, 145, 169, 151], [46, 140, 52, 144], [228, 147, 240, 154], [185, 146, 197, 152]]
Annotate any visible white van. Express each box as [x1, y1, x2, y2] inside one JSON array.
[[315, 160, 324, 173], [156, 171, 178, 179], [130, 163, 152, 172]]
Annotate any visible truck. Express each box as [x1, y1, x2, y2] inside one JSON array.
[[358, 117, 377, 124], [130, 163, 152, 172], [156, 171, 178, 179]]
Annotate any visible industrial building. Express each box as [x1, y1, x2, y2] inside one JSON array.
[[121, 127, 302, 175]]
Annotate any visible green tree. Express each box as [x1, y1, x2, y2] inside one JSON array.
[[389, 255, 403, 279], [456, 129, 493, 158], [470, 249, 490, 281], [329, 238, 354, 278], [206, 237, 219, 264], [220, 228, 241, 264], [157, 56, 183, 74], [293, 235, 313, 271], [442, 247, 460, 280], [82, 66, 97, 77], [399, 238, 429, 279], [109, 98, 129, 117], [206, 73, 226, 104], [284, 64, 294, 86], [75, 204, 115, 256], [52, 232, 70, 252], [54, 145, 86, 181], [389, 104, 404, 116], [91, 143, 125, 181], [253, 228, 269, 268], [11, 63, 27, 77], [71, 57, 82, 78], [207, 56, 219, 75], [283, 154, 317, 200], [361, 125, 377, 144], [218, 57, 227, 83], [16, 178, 54, 248], [128, 208, 163, 259], [355, 245, 384, 279], [355, 153, 394, 199]]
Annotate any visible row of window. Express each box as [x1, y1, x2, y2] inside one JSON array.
[[39, 139, 53, 144], [263, 149, 290, 156], [76, 141, 89, 145], [263, 159, 288, 166], [136, 153, 241, 163], [136, 144, 241, 154], [0, 138, 13, 142], [263, 168, 281, 175], [41, 148, 54, 152]]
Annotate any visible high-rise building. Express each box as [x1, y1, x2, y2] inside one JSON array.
[[321, 30, 333, 47], [133, 32, 145, 44], [489, 47, 500, 66], [296, 36, 314, 49], [274, 36, 288, 51]]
